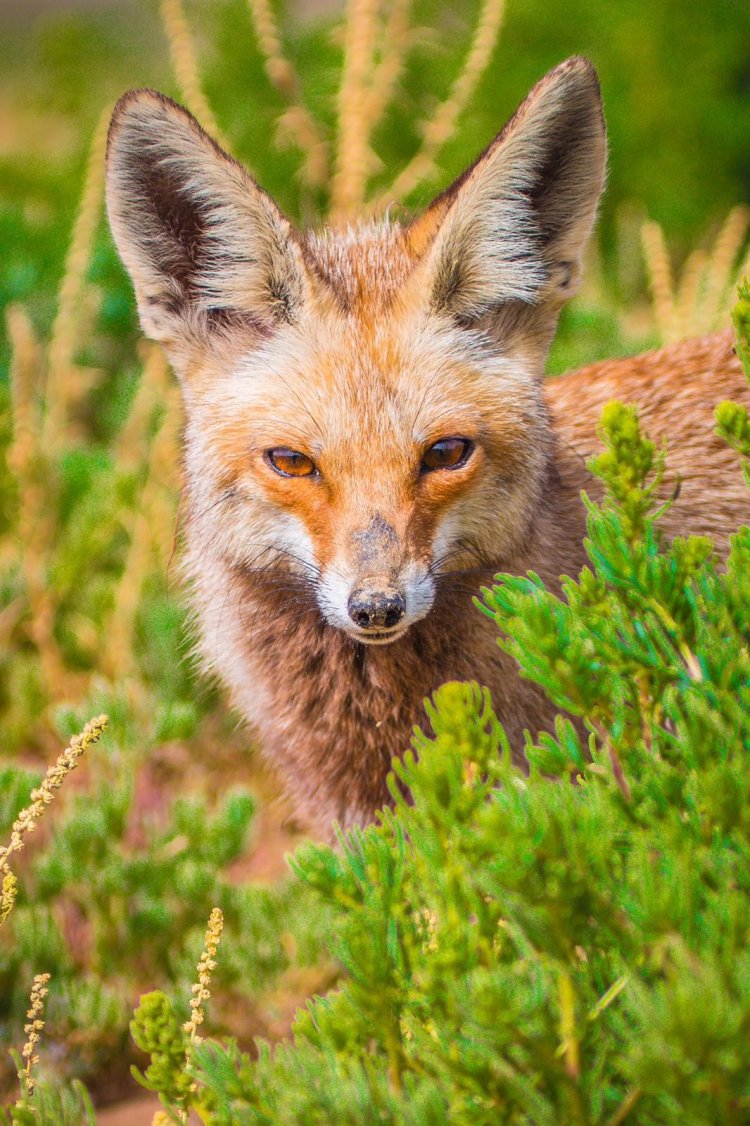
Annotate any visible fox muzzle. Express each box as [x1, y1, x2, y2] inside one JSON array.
[[347, 585, 406, 631]]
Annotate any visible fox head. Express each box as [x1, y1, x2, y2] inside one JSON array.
[[106, 57, 605, 646]]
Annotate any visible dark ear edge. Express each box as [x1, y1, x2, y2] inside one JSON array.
[[106, 88, 235, 175]]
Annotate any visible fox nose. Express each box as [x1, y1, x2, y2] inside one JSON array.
[[348, 587, 406, 630]]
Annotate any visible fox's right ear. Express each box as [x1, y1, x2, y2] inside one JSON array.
[[411, 57, 606, 324], [106, 91, 307, 366]]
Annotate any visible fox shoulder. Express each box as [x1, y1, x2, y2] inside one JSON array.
[[547, 330, 750, 550]]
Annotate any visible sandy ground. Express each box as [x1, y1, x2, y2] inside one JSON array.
[[98, 1097, 202, 1124], [97, 1096, 161, 1125]]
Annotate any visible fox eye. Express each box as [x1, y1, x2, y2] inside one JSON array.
[[265, 447, 317, 478], [421, 437, 473, 472]]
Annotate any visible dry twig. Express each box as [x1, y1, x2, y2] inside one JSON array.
[[104, 379, 182, 682], [247, 0, 329, 188], [5, 306, 67, 697], [331, 0, 382, 218], [16, 973, 51, 1102], [43, 108, 109, 455], [161, 0, 229, 147], [380, 0, 506, 206], [0, 716, 109, 923]]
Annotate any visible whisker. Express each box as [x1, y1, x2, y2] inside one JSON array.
[[430, 536, 496, 578]]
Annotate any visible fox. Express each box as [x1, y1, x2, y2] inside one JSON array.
[[105, 57, 749, 831]]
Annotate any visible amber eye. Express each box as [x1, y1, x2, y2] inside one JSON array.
[[421, 437, 474, 472], [265, 447, 317, 478]]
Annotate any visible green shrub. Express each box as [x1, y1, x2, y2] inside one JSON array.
[[0, 1062, 96, 1126], [0, 711, 332, 1098]]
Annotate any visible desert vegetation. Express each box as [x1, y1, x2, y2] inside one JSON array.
[[0, 0, 748, 1120]]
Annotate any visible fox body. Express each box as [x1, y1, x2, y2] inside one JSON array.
[[106, 59, 749, 829]]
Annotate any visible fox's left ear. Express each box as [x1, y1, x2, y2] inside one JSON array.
[[106, 90, 308, 371], [413, 57, 606, 321]]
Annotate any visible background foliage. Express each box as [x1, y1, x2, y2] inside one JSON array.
[[0, 0, 748, 1116], [1, 0, 749, 382]]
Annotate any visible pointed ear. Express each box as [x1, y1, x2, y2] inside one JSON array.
[[413, 57, 606, 321], [106, 90, 308, 364]]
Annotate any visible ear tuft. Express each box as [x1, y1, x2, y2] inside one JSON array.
[[416, 57, 606, 321], [106, 90, 306, 358]]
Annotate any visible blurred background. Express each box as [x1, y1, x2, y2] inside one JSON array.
[[0, 0, 748, 1115], [2, 0, 749, 383], [0, 0, 743, 364]]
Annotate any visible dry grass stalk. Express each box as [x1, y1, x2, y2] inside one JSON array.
[[99, 512, 149, 683], [247, 0, 296, 97], [361, 0, 414, 154], [43, 107, 109, 456], [381, 0, 506, 206], [735, 244, 750, 293], [16, 972, 51, 1102], [330, 0, 382, 219], [700, 205, 750, 330], [674, 248, 708, 341], [643, 208, 750, 344], [247, 0, 329, 189], [0, 716, 109, 923], [103, 384, 182, 682], [5, 305, 42, 493], [3, 304, 40, 581], [606, 1087, 643, 1126], [277, 105, 330, 195], [112, 346, 172, 473], [557, 972, 580, 1081], [184, 907, 224, 1044], [5, 306, 67, 698], [1, 869, 18, 929], [641, 219, 675, 343], [161, 0, 229, 148]]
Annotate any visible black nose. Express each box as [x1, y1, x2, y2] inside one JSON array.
[[348, 587, 406, 630]]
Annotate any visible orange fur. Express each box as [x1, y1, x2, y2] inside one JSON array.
[[105, 60, 749, 833]]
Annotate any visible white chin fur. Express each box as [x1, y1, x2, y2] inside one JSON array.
[[344, 624, 410, 646]]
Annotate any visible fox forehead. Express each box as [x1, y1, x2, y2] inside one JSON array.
[[302, 220, 420, 313], [192, 315, 539, 483], [186, 224, 541, 457]]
